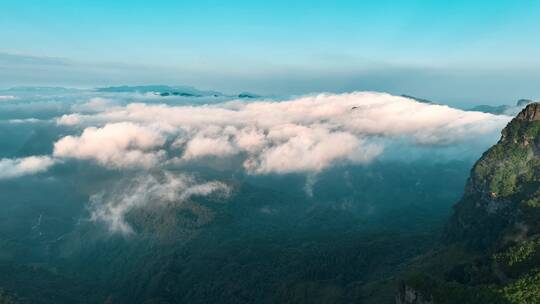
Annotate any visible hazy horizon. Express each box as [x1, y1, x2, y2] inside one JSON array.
[[2, 1, 540, 105]]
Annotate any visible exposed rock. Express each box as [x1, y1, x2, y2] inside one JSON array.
[[515, 102, 540, 121], [396, 284, 433, 304]]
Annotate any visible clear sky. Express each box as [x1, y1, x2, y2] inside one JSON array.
[[2, 0, 540, 105]]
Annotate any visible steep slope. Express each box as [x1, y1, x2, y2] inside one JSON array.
[[398, 103, 540, 304], [447, 103, 540, 248]]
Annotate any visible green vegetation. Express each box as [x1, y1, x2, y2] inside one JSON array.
[[0, 160, 471, 304], [500, 269, 540, 304], [494, 238, 540, 267], [502, 120, 540, 141], [401, 105, 540, 303], [469, 120, 540, 200], [0, 289, 17, 304], [403, 274, 506, 304], [473, 139, 531, 198], [524, 196, 540, 208]]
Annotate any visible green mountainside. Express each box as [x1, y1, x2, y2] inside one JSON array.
[[398, 103, 540, 304]]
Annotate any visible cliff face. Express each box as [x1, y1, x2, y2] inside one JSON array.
[[515, 103, 540, 121], [446, 102, 540, 249], [398, 103, 540, 304]]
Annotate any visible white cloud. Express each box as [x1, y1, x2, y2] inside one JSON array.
[[7, 118, 42, 124], [54, 92, 511, 174], [89, 172, 230, 234], [53, 122, 167, 169], [182, 135, 239, 160], [0, 156, 56, 179], [56, 113, 83, 125], [71, 97, 118, 113], [0, 95, 16, 101], [243, 126, 382, 174]]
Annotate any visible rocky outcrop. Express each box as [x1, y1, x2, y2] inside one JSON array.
[[396, 284, 433, 304], [446, 103, 540, 248], [515, 102, 540, 121]]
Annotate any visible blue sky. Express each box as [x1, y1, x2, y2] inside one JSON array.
[[1, 0, 540, 104]]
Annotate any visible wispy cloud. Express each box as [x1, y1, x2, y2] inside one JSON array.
[[71, 97, 119, 113], [89, 172, 230, 235], [0, 95, 17, 101], [0, 156, 56, 179]]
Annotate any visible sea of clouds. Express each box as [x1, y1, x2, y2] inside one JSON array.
[[0, 90, 513, 233], [51, 92, 511, 173]]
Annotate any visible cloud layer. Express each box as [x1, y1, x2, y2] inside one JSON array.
[[54, 92, 511, 174]]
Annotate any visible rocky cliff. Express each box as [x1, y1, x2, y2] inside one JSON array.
[[398, 103, 540, 303], [447, 102, 540, 249]]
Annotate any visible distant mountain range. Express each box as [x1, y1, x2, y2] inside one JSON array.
[[95, 85, 261, 99], [469, 98, 536, 115], [400, 94, 436, 104], [2, 86, 536, 112]]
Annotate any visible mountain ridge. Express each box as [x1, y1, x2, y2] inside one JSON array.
[[398, 102, 540, 304]]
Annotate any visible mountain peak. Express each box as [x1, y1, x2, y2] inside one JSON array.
[[515, 102, 540, 121], [516, 98, 534, 107]]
